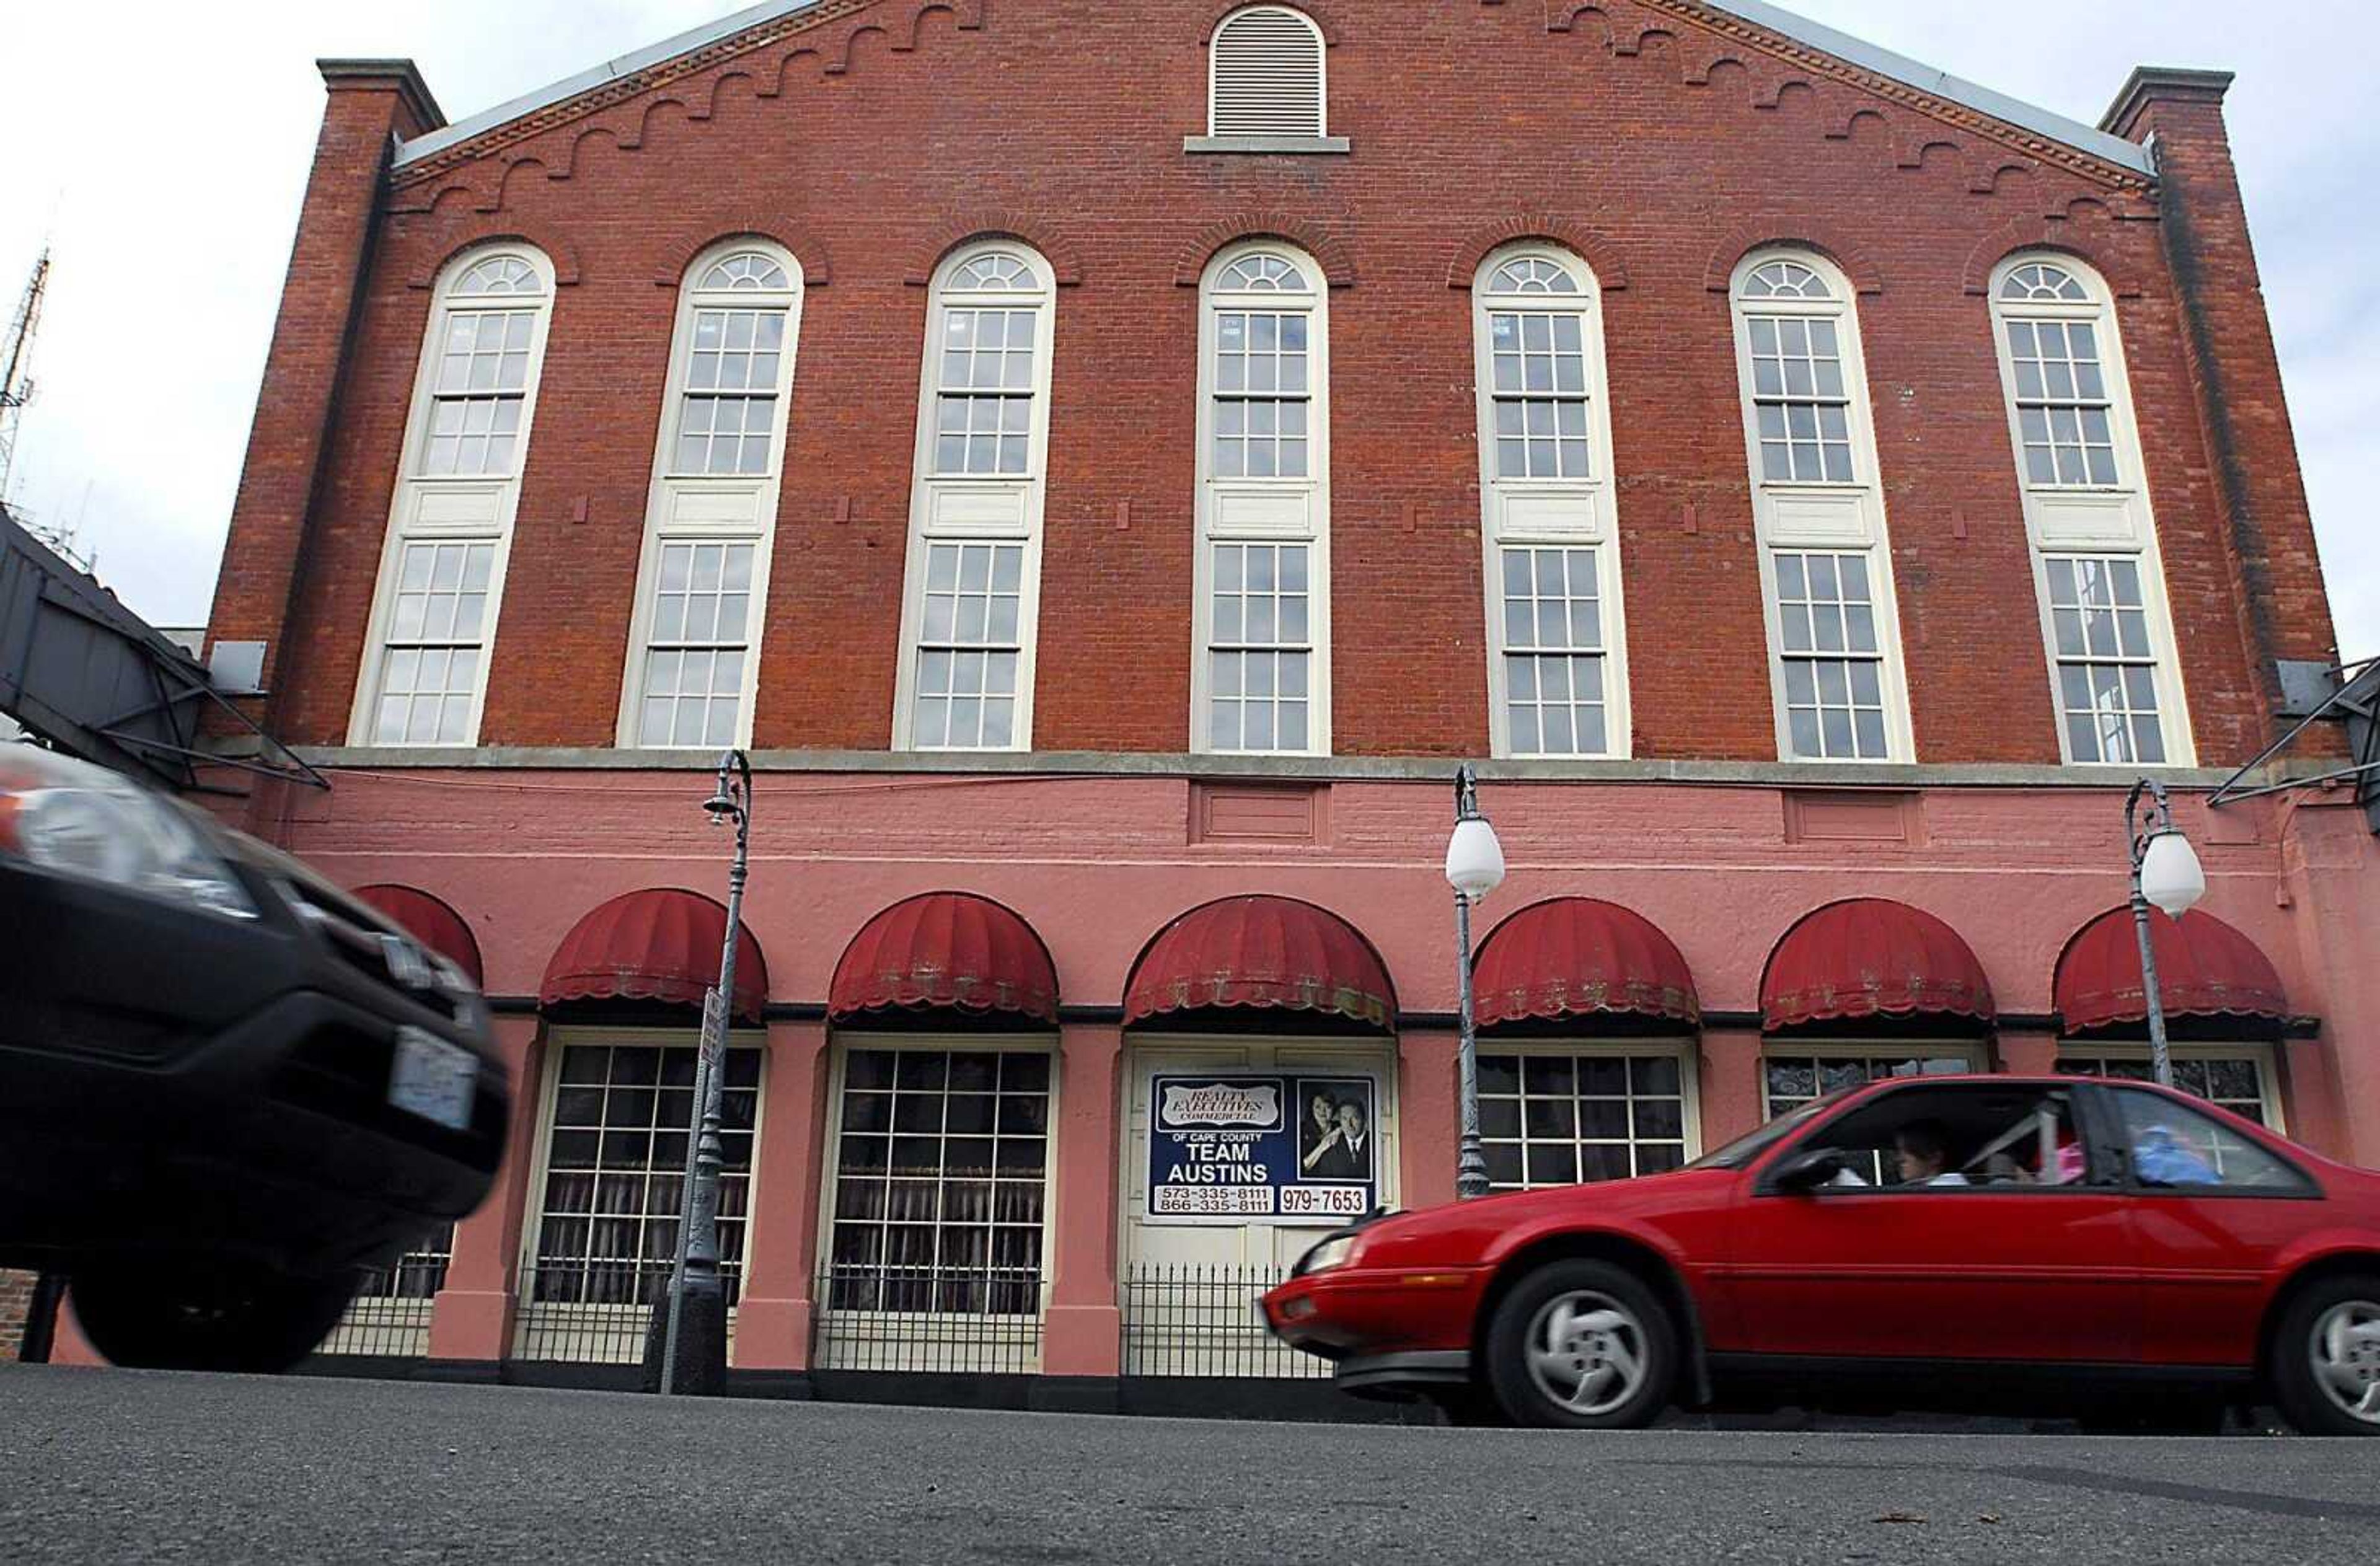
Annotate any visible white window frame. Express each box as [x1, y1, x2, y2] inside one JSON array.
[[1471, 245, 1631, 760], [1759, 1040, 1987, 1120], [615, 240, 804, 749], [1727, 250, 1916, 764], [1207, 5, 1328, 138], [892, 245, 1058, 752], [813, 1036, 1062, 1337], [1193, 241, 1332, 757], [2054, 1043, 2284, 1132], [347, 245, 557, 747], [1986, 252, 2195, 768], [1474, 1040, 1701, 1189], [513, 1026, 770, 1361]]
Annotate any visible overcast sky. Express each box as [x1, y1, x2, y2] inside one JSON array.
[[0, 1, 2369, 662]]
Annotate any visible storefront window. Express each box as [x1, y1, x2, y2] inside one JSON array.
[[529, 1042, 760, 1304], [828, 1047, 1051, 1314], [2057, 1050, 2276, 1128], [1761, 1050, 1975, 1118], [1476, 1051, 1693, 1189]]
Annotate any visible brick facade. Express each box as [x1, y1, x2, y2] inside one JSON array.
[[1, 1269, 35, 1360], [205, 0, 2338, 770]]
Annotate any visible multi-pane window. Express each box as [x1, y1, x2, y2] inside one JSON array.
[[358, 1224, 454, 1302], [530, 1042, 761, 1304], [1484, 259, 1592, 480], [1763, 1052, 1975, 1118], [371, 540, 494, 745], [1478, 1053, 1690, 1189], [899, 247, 1054, 754], [829, 1048, 1052, 1314], [1741, 260, 1851, 484], [2001, 262, 2117, 488], [1209, 540, 1312, 753], [355, 247, 552, 749], [2058, 1053, 2273, 1128], [637, 541, 753, 748], [914, 541, 1025, 749], [1214, 309, 1311, 478], [1500, 547, 1606, 756], [2045, 555, 2166, 764], [1774, 551, 1888, 760], [418, 255, 542, 478], [1200, 244, 1328, 756], [623, 244, 801, 750]]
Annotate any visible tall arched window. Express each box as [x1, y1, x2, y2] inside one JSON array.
[[894, 244, 1057, 751], [1209, 6, 1326, 138], [617, 241, 803, 749], [350, 245, 556, 747], [1471, 247, 1629, 758], [1987, 253, 2192, 766], [1196, 242, 1330, 755], [1728, 250, 1913, 763]]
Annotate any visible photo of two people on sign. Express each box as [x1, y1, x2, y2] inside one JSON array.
[[1297, 1080, 1374, 1183]]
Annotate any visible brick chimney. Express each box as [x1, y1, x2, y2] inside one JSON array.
[[205, 60, 444, 739], [2102, 68, 2340, 736]]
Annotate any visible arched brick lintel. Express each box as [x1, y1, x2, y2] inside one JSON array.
[[1702, 224, 1885, 296], [648, 216, 835, 287], [901, 214, 1086, 286], [1173, 215, 1356, 288], [1960, 214, 2148, 300], [403, 223, 585, 289], [1194, 0, 1344, 46], [1445, 219, 1633, 291]]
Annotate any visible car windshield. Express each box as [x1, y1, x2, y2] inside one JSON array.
[[1686, 1093, 1846, 1170]]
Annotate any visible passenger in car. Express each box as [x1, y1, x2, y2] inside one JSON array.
[[1892, 1120, 1969, 1187]]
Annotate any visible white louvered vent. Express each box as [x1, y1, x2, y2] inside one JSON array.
[[1210, 7, 1326, 138]]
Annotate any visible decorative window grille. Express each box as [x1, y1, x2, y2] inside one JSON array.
[[1209, 6, 1326, 138]]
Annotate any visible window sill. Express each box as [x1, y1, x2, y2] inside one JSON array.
[[1184, 134, 1351, 156]]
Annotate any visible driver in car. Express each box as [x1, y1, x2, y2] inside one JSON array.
[[1892, 1120, 1968, 1186]]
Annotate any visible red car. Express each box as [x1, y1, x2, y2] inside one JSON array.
[[1261, 1074, 2380, 1435]]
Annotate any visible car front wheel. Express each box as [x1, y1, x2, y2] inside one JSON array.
[[2272, 1273, 2380, 1437], [72, 1262, 358, 1374], [1484, 1259, 1675, 1429]]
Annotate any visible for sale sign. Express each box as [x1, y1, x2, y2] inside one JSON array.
[[1147, 1073, 1377, 1225]]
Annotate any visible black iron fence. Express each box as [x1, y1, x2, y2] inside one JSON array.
[[314, 1252, 449, 1359], [810, 1264, 1044, 1373], [510, 1259, 743, 1363], [1121, 1265, 1325, 1379]]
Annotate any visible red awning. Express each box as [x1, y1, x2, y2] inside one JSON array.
[[2056, 907, 2289, 1035], [831, 892, 1059, 1023], [353, 884, 484, 987], [1125, 895, 1394, 1031], [1762, 899, 1995, 1030], [1472, 897, 1699, 1028], [540, 889, 769, 1023]]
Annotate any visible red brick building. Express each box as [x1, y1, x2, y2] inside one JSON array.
[[55, 0, 2374, 1394]]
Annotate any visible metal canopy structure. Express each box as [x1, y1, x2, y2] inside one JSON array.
[[2210, 656, 2380, 834], [0, 503, 324, 795]]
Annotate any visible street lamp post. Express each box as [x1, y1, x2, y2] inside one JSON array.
[[1444, 765, 1506, 1201], [654, 748, 752, 1396], [2125, 778, 2206, 1089]]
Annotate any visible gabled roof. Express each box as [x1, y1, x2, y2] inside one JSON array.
[[389, 0, 2156, 182]]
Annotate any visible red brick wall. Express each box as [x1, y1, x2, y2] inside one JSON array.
[[0, 1269, 34, 1360], [216, 0, 2338, 767]]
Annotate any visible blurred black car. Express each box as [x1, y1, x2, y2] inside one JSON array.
[[1, 743, 506, 1371]]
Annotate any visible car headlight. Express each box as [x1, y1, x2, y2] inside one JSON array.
[[1299, 1234, 1362, 1275], [0, 744, 257, 920]]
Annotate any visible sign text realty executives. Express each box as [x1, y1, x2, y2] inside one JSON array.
[[1148, 1074, 1378, 1223]]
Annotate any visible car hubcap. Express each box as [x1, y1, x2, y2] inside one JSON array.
[[1524, 1290, 1647, 1417], [2311, 1300, 2380, 1426]]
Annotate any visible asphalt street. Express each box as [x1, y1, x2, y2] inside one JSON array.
[[2, 1366, 2374, 1564]]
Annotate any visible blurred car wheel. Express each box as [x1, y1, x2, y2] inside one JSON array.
[[1485, 1259, 1675, 1429], [72, 1262, 358, 1374]]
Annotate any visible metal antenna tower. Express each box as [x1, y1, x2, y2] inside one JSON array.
[[0, 247, 49, 506]]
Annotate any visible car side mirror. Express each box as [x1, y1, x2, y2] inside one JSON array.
[[1772, 1148, 1851, 1193]]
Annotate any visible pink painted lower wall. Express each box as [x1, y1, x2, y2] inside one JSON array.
[[53, 766, 2350, 1376]]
